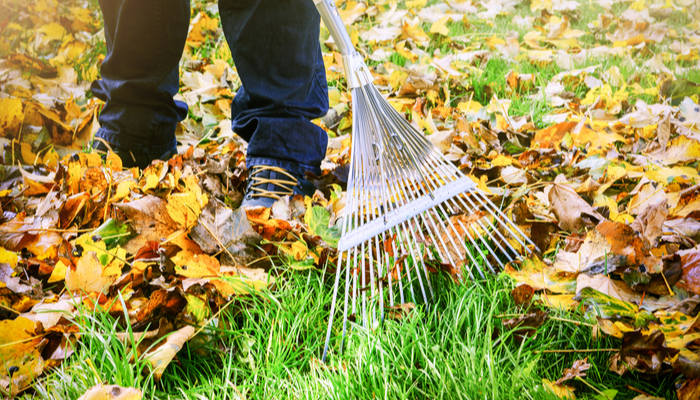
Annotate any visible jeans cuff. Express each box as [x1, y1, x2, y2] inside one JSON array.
[[95, 127, 177, 154], [246, 156, 321, 177]]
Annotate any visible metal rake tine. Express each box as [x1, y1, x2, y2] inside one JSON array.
[[444, 196, 511, 267], [403, 142, 532, 261], [453, 211, 507, 270], [454, 195, 521, 261], [433, 200, 495, 276], [370, 115, 482, 278], [322, 249, 345, 362], [402, 217, 434, 298], [471, 191, 536, 253], [371, 132, 434, 305], [360, 90, 428, 306]]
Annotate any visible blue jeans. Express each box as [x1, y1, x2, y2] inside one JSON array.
[[91, 0, 329, 175]]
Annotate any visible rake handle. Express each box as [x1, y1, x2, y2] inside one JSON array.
[[314, 0, 373, 88], [314, 0, 355, 56]]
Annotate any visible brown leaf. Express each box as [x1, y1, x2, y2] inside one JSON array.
[[115, 196, 178, 255], [511, 284, 534, 307], [596, 221, 647, 266], [386, 302, 416, 320], [135, 289, 186, 324], [609, 331, 678, 375], [549, 182, 602, 232], [630, 198, 668, 246], [502, 310, 548, 341], [555, 357, 591, 385], [190, 197, 259, 256], [674, 349, 700, 379], [677, 378, 700, 400], [59, 192, 91, 229], [680, 246, 700, 295], [5, 53, 57, 78], [533, 121, 577, 149]]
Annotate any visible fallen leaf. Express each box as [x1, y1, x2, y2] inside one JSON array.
[[511, 283, 534, 306], [115, 196, 178, 254], [680, 246, 700, 295], [549, 181, 603, 232], [0, 317, 44, 395], [77, 384, 143, 400], [65, 251, 118, 294], [556, 357, 590, 385], [144, 325, 196, 379], [385, 302, 416, 320], [609, 330, 678, 375], [677, 378, 700, 400], [190, 198, 260, 255], [542, 378, 576, 399], [171, 250, 220, 278]]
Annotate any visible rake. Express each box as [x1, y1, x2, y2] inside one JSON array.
[[315, 0, 536, 361]]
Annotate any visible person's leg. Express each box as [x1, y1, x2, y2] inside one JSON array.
[[91, 0, 190, 167], [218, 0, 329, 179]]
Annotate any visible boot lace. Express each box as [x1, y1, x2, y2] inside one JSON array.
[[247, 165, 298, 200]]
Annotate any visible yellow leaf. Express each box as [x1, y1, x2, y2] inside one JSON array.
[[542, 379, 576, 399], [77, 385, 143, 400], [405, 0, 427, 8], [0, 98, 23, 135], [539, 294, 578, 311], [530, 0, 552, 11], [395, 40, 417, 62], [504, 256, 577, 294], [491, 154, 513, 167], [401, 22, 430, 45], [0, 317, 44, 395], [185, 294, 210, 323], [48, 259, 68, 283], [644, 165, 699, 185], [211, 266, 270, 296], [144, 325, 196, 379], [389, 70, 408, 91], [0, 247, 18, 267], [166, 175, 208, 229], [65, 252, 118, 294], [171, 250, 220, 278], [37, 22, 68, 43], [457, 100, 483, 113], [485, 36, 506, 49], [630, 0, 646, 10], [430, 17, 450, 36], [112, 179, 135, 202]]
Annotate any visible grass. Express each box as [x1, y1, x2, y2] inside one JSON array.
[[23, 268, 677, 399]]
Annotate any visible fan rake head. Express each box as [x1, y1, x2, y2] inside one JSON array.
[[313, 0, 535, 362], [321, 81, 536, 361]]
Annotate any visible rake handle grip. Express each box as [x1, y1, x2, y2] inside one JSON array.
[[314, 0, 355, 56]]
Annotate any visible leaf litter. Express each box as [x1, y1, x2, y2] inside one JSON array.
[[1, 0, 700, 397]]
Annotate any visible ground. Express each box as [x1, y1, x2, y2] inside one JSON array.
[[1, 0, 700, 399]]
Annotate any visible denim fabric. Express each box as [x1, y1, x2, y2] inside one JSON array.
[[91, 0, 329, 174]]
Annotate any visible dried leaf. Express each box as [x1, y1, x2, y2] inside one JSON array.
[[77, 385, 143, 400], [555, 358, 590, 385], [144, 325, 196, 380], [549, 182, 602, 232], [115, 196, 178, 254]]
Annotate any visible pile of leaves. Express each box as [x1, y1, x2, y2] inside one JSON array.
[[1, 0, 700, 398], [0, 141, 345, 395]]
